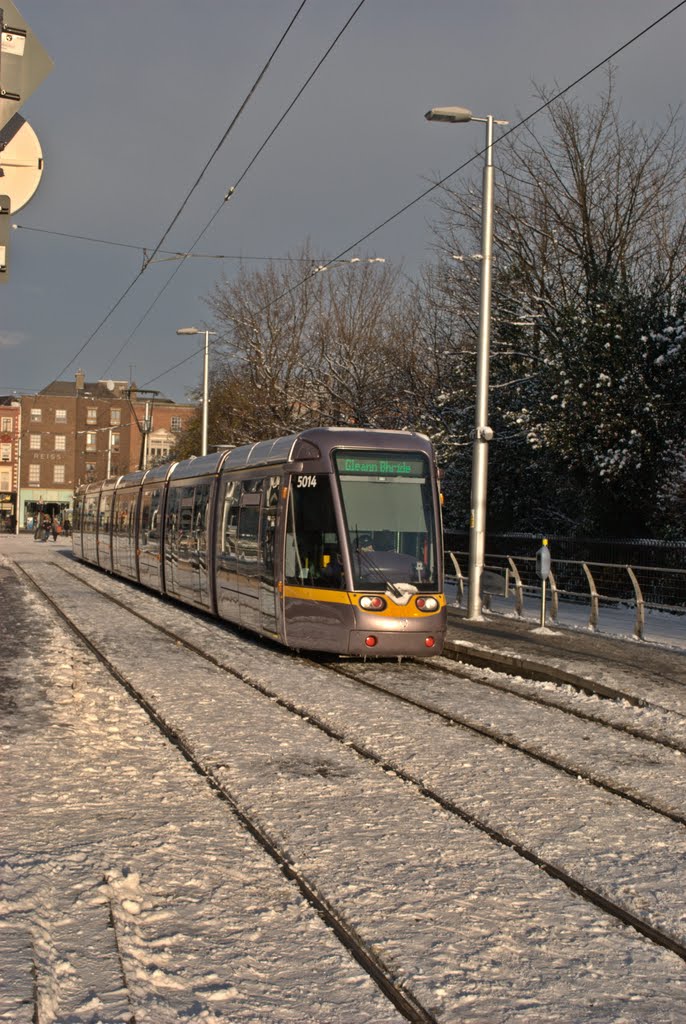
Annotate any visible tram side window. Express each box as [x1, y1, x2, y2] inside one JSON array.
[[99, 496, 113, 534], [83, 496, 98, 534], [140, 488, 162, 550], [220, 479, 241, 569], [285, 475, 342, 588], [192, 482, 211, 555], [237, 479, 262, 573], [113, 495, 132, 536]]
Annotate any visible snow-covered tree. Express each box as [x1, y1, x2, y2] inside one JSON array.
[[426, 75, 686, 536]]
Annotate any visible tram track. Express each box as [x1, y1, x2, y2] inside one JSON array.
[[14, 556, 686, 977], [433, 654, 686, 755], [329, 660, 686, 826], [15, 560, 434, 1024], [51, 558, 686, 826]]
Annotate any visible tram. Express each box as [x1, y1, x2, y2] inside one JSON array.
[[72, 427, 446, 657]]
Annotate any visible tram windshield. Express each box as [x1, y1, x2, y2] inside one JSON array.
[[334, 449, 438, 592]]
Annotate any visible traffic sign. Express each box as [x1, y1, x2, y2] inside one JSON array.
[[0, 1, 53, 131], [0, 112, 43, 211]]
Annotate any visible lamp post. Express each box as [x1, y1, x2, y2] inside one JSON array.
[[176, 327, 217, 456], [425, 105, 507, 619]]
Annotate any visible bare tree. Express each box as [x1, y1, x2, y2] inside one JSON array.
[[203, 245, 420, 439]]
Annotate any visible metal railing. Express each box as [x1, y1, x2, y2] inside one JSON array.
[[446, 550, 686, 642]]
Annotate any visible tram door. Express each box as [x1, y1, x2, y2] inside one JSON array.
[[216, 474, 278, 635], [164, 481, 212, 609], [259, 477, 280, 637], [216, 478, 240, 623], [236, 481, 262, 631], [97, 491, 114, 571], [138, 485, 164, 591]]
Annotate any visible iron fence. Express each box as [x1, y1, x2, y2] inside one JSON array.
[[445, 550, 686, 642]]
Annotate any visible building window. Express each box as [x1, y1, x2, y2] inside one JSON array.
[[55, 409, 67, 423], [0, 442, 10, 462], [171, 416, 182, 431], [29, 434, 41, 450], [54, 435, 66, 451], [0, 469, 10, 491], [110, 408, 121, 425], [29, 464, 40, 485], [1, 416, 12, 431], [85, 432, 97, 452], [53, 465, 65, 484], [86, 408, 97, 424], [31, 408, 42, 422], [110, 431, 120, 452], [85, 462, 96, 481]]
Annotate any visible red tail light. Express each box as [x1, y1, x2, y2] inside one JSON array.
[[365, 635, 378, 648], [425, 636, 436, 648]]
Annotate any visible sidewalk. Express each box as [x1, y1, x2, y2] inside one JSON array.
[[445, 605, 686, 704]]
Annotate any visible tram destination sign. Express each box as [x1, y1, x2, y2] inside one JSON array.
[[335, 451, 426, 478]]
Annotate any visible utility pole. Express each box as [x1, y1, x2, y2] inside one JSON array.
[[124, 387, 159, 471]]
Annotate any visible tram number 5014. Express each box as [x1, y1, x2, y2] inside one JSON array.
[[296, 475, 318, 488]]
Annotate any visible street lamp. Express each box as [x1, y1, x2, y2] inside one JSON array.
[[425, 105, 508, 619], [176, 327, 218, 457]]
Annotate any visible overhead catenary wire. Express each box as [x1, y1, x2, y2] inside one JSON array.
[[142, 0, 686, 392], [250, 0, 686, 322], [45, 0, 313, 389], [36, 0, 686, 395], [102, 0, 371, 381]]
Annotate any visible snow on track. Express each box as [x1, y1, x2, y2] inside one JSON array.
[[10, 555, 686, 1022]]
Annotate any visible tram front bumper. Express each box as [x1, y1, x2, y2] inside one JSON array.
[[348, 610, 446, 657]]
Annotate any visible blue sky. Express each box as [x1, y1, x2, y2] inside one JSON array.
[[2, 0, 685, 401]]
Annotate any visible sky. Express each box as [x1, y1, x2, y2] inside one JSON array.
[[2, 0, 685, 403]]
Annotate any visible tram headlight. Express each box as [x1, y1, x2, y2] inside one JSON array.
[[416, 596, 439, 613], [359, 595, 387, 611]]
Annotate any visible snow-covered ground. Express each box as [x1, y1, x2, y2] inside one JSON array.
[[2, 537, 686, 1022]]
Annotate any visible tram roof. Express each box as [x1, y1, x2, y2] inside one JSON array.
[[107, 428, 436, 489]]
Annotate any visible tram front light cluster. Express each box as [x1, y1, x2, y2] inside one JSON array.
[[359, 595, 387, 611], [416, 596, 439, 613]]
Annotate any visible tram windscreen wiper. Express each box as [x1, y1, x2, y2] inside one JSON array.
[[353, 528, 402, 599]]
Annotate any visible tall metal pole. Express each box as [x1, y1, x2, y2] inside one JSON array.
[[467, 115, 495, 619], [201, 329, 209, 457]]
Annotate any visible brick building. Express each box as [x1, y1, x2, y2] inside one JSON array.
[[15, 371, 195, 530]]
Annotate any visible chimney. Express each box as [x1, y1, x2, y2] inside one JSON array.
[[75, 369, 85, 392]]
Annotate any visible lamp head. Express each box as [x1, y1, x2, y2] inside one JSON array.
[[425, 106, 472, 123]]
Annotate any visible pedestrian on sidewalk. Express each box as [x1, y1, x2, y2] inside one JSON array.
[[50, 517, 61, 542]]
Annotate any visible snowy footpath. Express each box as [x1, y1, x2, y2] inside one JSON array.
[[1, 535, 686, 1023]]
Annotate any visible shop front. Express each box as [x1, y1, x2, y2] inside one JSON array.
[[19, 489, 73, 532], [0, 492, 17, 533]]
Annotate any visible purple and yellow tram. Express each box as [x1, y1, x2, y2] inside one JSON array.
[[72, 427, 446, 657]]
